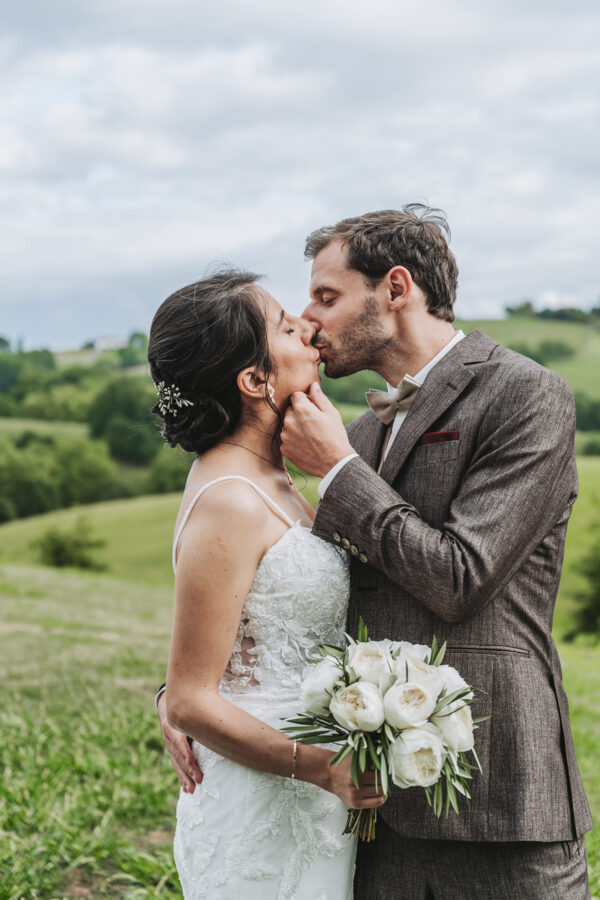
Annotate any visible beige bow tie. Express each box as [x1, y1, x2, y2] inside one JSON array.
[[365, 374, 421, 425]]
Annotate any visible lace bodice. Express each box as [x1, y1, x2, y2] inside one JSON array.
[[173, 476, 350, 701]]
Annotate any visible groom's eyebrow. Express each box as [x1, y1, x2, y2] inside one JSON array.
[[278, 309, 285, 325]]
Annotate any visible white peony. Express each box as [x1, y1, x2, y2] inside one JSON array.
[[347, 641, 392, 685], [301, 657, 343, 717], [389, 724, 447, 788], [431, 700, 475, 753], [383, 680, 437, 729], [438, 665, 474, 700], [392, 655, 445, 701], [329, 682, 385, 732], [389, 641, 431, 663]]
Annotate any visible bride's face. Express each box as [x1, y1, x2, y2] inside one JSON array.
[[260, 289, 321, 402]]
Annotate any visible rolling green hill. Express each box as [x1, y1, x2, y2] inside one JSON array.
[[456, 317, 600, 398], [1, 458, 598, 639]]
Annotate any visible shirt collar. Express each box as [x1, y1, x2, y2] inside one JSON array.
[[387, 330, 465, 392]]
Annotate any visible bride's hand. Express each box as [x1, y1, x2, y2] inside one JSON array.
[[318, 752, 386, 810], [157, 691, 204, 793]]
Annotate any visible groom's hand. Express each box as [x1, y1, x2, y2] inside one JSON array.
[[157, 691, 203, 793], [281, 382, 354, 477]]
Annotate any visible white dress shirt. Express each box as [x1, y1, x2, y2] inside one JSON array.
[[317, 330, 465, 498]]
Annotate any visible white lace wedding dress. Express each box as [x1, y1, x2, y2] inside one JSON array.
[[171, 476, 356, 900]]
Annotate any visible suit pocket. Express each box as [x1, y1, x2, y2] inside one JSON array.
[[447, 644, 530, 657], [410, 439, 460, 469]]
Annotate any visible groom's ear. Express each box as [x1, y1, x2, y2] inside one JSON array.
[[387, 266, 413, 310]]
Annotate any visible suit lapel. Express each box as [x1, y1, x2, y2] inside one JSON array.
[[378, 329, 496, 484], [349, 411, 388, 470]]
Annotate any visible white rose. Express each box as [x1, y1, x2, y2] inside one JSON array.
[[389, 724, 447, 788], [301, 657, 343, 716], [383, 680, 437, 729], [431, 701, 474, 753], [347, 641, 392, 685], [438, 665, 474, 700], [330, 682, 385, 732]]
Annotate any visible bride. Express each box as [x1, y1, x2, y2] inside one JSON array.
[[148, 270, 383, 899]]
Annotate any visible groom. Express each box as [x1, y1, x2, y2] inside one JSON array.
[[277, 206, 592, 899], [158, 205, 592, 898]]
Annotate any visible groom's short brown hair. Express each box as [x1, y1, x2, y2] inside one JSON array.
[[304, 204, 458, 322]]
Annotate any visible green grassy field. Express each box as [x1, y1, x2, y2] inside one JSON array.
[[0, 566, 597, 899], [456, 317, 600, 398], [0, 458, 598, 897]]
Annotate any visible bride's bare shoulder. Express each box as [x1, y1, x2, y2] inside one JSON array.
[[175, 462, 270, 538]]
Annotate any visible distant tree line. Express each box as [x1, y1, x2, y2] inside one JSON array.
[[507, 340, 575, 366], [1, 318, 599, 523], [505, 300, 600, 324]]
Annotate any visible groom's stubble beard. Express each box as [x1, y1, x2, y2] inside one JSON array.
[[318, 291, 395, 379]]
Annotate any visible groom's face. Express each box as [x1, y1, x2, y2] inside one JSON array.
[[302, 239, 393, 378]]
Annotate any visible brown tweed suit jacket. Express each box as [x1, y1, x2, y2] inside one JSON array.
[[313, 329, 593, 843]]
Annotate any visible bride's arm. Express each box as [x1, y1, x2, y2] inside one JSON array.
[[166, 482, 381, 808]]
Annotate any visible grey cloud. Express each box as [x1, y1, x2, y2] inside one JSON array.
[[1, 0, 599, 347]]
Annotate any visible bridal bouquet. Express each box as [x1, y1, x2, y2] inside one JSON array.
[[282, 620, 485, 841]]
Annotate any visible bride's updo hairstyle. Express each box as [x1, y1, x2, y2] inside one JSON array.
[[148, 269, 276, 454]]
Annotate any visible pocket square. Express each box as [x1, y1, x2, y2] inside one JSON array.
[[419, 430, 459, 446]]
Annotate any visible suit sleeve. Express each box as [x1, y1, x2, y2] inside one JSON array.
[[313, 366, 578, 623]]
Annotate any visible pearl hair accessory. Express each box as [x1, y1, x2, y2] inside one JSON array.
[[155, 381, 194, 417]]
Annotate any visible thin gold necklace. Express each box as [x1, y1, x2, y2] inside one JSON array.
[[221, 442, 293, 485]]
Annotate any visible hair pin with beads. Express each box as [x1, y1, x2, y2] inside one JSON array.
[[155, 381, 194, 417]]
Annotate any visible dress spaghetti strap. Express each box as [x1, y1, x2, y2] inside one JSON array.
[[172, 475, 297, 573]]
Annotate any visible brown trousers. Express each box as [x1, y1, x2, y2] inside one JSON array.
[[354, 817, 590, 900]]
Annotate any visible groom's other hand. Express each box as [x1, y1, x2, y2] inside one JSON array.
[[281, 382, 354, 477], [156, 691, 203, 793]]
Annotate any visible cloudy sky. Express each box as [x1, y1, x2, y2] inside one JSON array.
[[2, 0, 599, 349]]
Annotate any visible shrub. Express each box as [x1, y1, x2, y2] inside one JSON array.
[[320, 369, 385, 405], [574, 393, 600, 431], [88, 377, 156, 439], [508, 343, 546, 365], [53, 437, 127, 506], [581, 437, 600, 456], [148, 446, 194, 493], [32, 517, 106, 570], [565, 535, 600, 641], [537, 340, 575, 362], [105, 415, 160, 464], [0, 440, 60, 517], [0, 496, 17, 523], [0, 434, 131, 519], [21, 384, 92, 422]]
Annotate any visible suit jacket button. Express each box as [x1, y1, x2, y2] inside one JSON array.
[[341, 538, 351, 549], [350, 545, 359, 556], [332, 532, 341, 543], [359, 553, 368, 564]]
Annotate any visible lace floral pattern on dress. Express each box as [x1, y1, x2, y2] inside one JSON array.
[[219, 523, 349, 695]]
